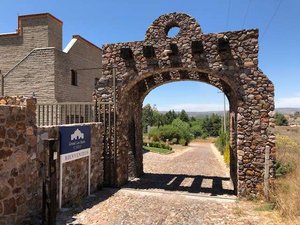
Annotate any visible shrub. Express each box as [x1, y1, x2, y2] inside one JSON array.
[[215, 130, 229, 154], [148, 128, 160, 142], [179, 138, 187, 146], [147, 141, 171, 150], [275, 113, 288, 126], [223, 143, 230, 166]]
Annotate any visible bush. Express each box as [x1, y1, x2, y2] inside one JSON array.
[[146, 141, 171, 150], [223, 143, 230, 166], [275, 113, 288, 126], [179, 138, 187, 146], [148, 118, 193, 145], [148, 128, 160, 142], [215, 130, 229, 154]]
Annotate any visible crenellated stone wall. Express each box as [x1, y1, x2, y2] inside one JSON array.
[[0, 96, 40, 225], [95, 12, 275, 198]]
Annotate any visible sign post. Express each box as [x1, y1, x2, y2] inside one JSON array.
[[59, 125, 91, 209]]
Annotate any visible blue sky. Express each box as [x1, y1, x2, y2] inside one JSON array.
[[1, 0, 299, 111]]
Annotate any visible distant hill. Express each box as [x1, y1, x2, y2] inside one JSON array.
[[160, 111, 225, 117], [276, 108, 300, 115], [160, 108, 300, 117]]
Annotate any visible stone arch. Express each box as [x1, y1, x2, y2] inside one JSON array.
[[96, 12, 275, 198], [145, 12, 202, 42]]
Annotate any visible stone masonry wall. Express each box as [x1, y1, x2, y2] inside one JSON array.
[[37, 122, 104, 207], [0, 97, 40, 225], [96, 12, 275, 198]]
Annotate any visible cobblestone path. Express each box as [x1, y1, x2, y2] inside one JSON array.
[[57, 143, 282, 225]]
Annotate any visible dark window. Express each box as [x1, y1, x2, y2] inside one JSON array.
[[71, 70, 78, 86], [95, 78, 99, 88]]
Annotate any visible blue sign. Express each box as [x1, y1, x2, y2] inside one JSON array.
[[60, 125, 91, 155]]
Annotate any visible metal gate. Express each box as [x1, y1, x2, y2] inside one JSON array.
[[95, 68, 117, 186]]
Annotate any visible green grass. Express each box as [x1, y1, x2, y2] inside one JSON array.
[[143, 146, 173, 154]]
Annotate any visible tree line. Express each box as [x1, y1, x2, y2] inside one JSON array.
[[143, 104, 224, 145]]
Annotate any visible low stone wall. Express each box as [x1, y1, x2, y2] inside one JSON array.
[[38, 122, 103, 207], [0, 97, 40, 225], [0, 96, 104, 224]]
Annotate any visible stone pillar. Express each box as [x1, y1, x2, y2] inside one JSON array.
[[236, 71, 275, 198]]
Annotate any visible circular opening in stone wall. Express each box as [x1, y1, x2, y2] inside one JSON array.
[[167, 27, 180, 38]]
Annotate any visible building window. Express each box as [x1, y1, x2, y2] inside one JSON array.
[[95, 78, 99, 88], [71, 70, 78, 86]]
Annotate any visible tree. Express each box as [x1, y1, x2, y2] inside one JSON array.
[[179, 109, 189, 123], [164, 110, 178, 124], [142, 104, 155, 132], [275, 113, 288, 126], [171, 118, 193, 145], [201, 114, 222, 137]]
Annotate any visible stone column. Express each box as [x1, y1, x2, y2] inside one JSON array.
[[236, 71, 275, 198]]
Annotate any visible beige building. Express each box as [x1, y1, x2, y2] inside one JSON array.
[[0, 13, 102, 124]]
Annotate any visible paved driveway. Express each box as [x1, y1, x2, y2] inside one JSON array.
[[57, 143, 282, 225]]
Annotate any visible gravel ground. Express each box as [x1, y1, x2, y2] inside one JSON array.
[[56, 142, 283, 225]]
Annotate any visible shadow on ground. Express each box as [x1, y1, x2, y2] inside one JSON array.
[[56, 173, 235, 224], [125, 173, 236, 196], [56, 188, 119, 225]]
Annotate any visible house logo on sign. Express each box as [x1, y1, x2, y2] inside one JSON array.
[[60, 125, 91, 155], [71, 128, 84, 140]]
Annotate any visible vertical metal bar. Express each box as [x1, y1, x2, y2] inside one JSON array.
[[1, 70, 4, 96], [38, 105, 41, 126], [88, 104, 90, 122], [68, 104, 71, 124], [46, 105, 49, 126], [64, 104, 67, 124], [74, 104, 77, 123], [79, 104, 82, 123], [55, 104, 58, 125], [51, 105, 54, 126], [42, 105, 45, 126]]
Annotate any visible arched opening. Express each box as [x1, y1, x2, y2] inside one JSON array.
[[120, 69, 238, 196], [127, 81, 237, 196]]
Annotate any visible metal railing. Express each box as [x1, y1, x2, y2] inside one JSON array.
[[37, 102, 95, 126]]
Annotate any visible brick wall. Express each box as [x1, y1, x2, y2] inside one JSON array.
[[0, 14, 62, 75], [3, 48, 57, 103], [0, 14, 102, 104]]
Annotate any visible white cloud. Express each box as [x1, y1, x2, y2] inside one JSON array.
[[157, 103, 229, 112], [276, 94, 300, 108]]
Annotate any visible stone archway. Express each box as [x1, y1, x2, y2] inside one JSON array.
[[95, 12, 275, 198]]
